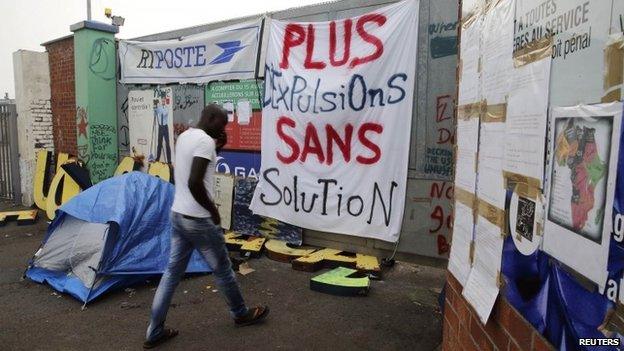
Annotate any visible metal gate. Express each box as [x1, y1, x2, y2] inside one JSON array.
[[0, 103, 21, 203]]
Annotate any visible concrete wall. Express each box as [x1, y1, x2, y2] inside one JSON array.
[[12, 50, 53, 206], [73, 23, 118, 183], [45, 36, 77, 157]]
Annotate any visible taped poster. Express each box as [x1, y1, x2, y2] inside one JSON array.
[[509, 190, 543, 256], [250, 0, 420, 242], [514, 0, 612, 106], [448, 197, 475, 286], [462, 213, 505, 324], [205, 80, 263, 151], [503, 42, 552, 190], [543, 102, 622, 287], [127, 88, 175, 166], [119, 19, 262, 84]]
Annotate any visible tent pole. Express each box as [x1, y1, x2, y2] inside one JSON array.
[[81, 267, 99, 310]]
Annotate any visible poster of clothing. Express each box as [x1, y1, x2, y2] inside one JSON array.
[[127, 87, 175, 165], [205, 80, 262, 151]]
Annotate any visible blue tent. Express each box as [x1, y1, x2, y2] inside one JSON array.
[[25, 172, 211, 304]]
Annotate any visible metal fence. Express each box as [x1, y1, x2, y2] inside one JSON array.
[[0, 103, 20, 202]]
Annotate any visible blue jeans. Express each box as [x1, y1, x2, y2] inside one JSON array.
[[146, 212, 248, 341]]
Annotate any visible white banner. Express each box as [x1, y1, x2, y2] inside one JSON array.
[[249, 0, 419, 242], [119, 19, 262, 84]]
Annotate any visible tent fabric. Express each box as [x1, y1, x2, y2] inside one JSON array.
[[26, 172, 211, 303], [33, 217, 109, 288]]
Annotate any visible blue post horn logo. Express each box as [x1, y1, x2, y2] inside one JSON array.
[[210, 41, 247, 64]]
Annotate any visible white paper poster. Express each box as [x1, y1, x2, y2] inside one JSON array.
[[119, 19, 262, 84], [457, 14, 482, 106], [462, 215, 505, 324], [477, 121, 506, 208], [543, 102, 622, 287], [480, 0, 514, 105], [127, 87, 175, 165], [455, 115, 480, 193], [503, 57, 551, 187], [448, 200, 475, 286], [514, 0, 612, 106], [250, 0, 419, 242]]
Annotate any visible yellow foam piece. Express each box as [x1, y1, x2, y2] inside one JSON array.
[[115, 156, 137, 176], [295, 248, 354, 264], [148, 162, 171, 182], [0, 209, 38, 223], [45, 160, 81, 220], [265, 239, 316, 256], [33, 150, 51, 210], [355, 254, 381, 272], [264, 239, 316, 261], [294, 248, 381, 272], [224, 232, 266, 252]]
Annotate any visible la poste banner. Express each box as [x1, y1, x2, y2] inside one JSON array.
[[250, 0, 419, 242], [118, 19, 262, 84]]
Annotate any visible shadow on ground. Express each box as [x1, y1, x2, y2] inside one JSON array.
[[0, 202, 446, 351]]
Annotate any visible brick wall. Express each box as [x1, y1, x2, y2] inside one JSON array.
[[31, 99, 54, 150], [45, 36, 77, 156], [442, 273, 554, 351]]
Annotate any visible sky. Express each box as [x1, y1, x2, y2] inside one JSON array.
[[0, 0, 323, 98]]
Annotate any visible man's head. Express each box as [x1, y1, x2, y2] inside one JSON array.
[[197, 103, 228, 138]]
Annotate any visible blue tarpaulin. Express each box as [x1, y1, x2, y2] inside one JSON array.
[[26, 172, 211, 303]]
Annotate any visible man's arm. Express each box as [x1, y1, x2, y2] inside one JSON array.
[[188, 156, 221, 225]]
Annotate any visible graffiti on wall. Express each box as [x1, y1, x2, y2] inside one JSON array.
[[427, 181, 452, 256], [116, 82, 130, 157], [423, 94, 455, 178], [429, 20, 458, 59], [411, 1, 458, 181], [75, 31, 118, 184], [89, 123, 118, 182], [400, 179, 453, 258], [172, 85, 204, 143], [76, 106, 90, 165]]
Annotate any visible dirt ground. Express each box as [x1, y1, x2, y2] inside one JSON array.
[[0, 202, 446, 351]]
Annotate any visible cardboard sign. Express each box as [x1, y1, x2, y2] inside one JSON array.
[[214, 173, 234, 230]]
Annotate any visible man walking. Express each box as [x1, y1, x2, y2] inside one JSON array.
[[153, 97, 172, 163], [144, 104, 269, 349]]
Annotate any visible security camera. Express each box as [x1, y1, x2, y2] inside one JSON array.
[[104, 8, 125, 27]]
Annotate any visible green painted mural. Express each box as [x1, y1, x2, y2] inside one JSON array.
[[72, 21, 118, 183]]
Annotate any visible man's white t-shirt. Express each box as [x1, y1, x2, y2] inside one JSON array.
[[171, 128, 217, 218]]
